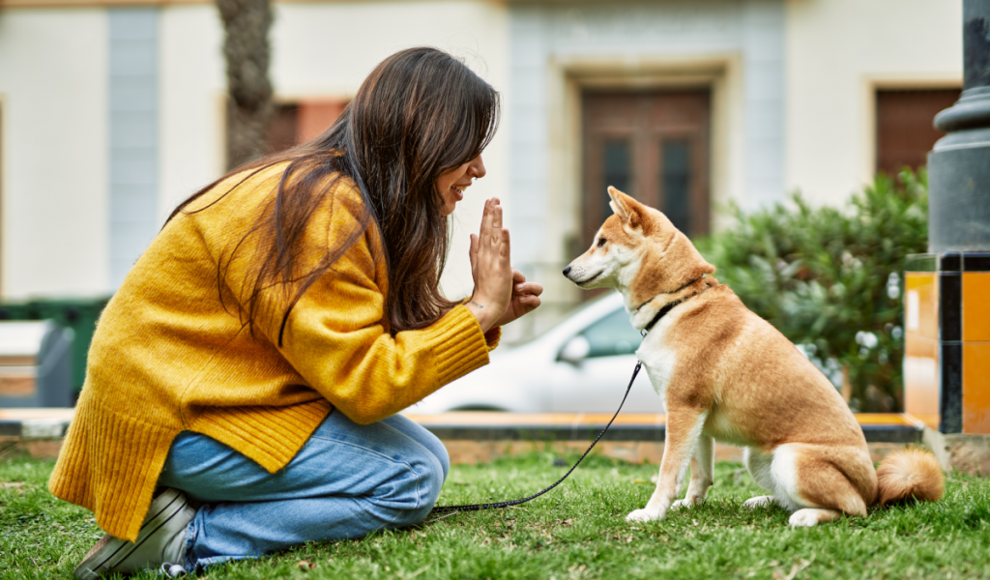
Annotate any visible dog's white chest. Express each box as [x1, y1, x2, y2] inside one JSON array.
[[635, 328, 677, 402]]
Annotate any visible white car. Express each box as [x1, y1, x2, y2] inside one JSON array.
[[409, 292, 662, 414]]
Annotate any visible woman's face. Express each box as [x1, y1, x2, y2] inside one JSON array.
[[437, 154, 486, 216]]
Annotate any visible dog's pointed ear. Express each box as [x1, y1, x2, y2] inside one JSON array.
[[607, 186, 645, 231], [607, 186, 631, 221]]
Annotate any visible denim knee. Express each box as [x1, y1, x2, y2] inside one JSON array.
[[433, 436, 451, 480], [392, 449, 446, 526]]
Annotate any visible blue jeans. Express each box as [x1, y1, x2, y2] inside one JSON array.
[[157, 411, 449, 570]]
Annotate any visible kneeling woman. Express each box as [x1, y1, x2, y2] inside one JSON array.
[[49, 47, 542, 578]]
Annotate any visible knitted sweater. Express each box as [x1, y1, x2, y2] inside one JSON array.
[[48, 164, 498, 542]]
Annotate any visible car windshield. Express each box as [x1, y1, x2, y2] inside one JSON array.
[[579, 306, 643, 357], [505, 292, 634, 348]]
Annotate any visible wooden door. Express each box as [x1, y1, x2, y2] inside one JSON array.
[[582, 90, 710, 248], [876, 88, 960, 176], [266, 99, 349, 153]]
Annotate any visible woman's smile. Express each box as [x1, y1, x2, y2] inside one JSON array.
[[437, 154, 486, 215]]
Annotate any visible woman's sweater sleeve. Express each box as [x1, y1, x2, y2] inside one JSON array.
[[273, 253, 492, 424]]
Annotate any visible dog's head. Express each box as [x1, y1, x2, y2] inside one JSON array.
[[563, 186, 715, 308]]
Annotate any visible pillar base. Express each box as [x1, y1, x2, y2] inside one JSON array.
[[923, 427, 990, 476]]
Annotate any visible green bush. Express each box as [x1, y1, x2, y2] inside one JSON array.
[[695, 169, 928, 412]]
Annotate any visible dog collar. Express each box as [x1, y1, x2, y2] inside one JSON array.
[[634, 274, 707, 313], [641, 298, 686, 336], [638, 275, 708, 337]]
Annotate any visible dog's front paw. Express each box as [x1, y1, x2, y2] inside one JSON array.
[[788, 508, 842, 527], [788, 510, 820, 527], [626, 508, 662, 522], [742, 495, 776, 509], [670, 497, 702, 511]]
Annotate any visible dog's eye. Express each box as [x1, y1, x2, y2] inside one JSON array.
[[597, 237, 607, 247]]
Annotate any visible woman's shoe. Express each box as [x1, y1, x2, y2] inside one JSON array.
[[74, 488, 195, 579]]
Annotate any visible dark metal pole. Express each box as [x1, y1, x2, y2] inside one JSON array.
[[929, 0, 990, 252]]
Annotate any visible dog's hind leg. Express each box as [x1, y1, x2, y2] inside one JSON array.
[[742, 446, 783, 510], [771, 443, 875, 527], [744, 443, 876, 527], [671, 434, 714, 510], [627, 408, 708, 522], [742, 444, 872, 523]]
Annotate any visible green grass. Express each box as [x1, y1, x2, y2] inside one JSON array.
[[2, 450, 989, 579]]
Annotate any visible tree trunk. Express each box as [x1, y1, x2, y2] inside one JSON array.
[[216, 0, 274, 170]]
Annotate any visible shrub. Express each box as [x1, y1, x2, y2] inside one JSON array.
[[694, 169, 928, 411]]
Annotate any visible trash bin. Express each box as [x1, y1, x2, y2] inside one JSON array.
[[30, 298, 110, 391], [0, 303, 37, 321], [0, 320, 74, 408], [0, 297, 109, 393]]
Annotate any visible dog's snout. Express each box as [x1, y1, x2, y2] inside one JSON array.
[[562, 266, 572, 277]]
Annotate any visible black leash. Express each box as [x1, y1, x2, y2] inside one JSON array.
[[425, 360, 644, 522]]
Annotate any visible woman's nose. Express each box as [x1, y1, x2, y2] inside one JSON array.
[[470, 155, 486, 179]]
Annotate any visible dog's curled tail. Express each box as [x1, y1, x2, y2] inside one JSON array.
[[876, 448, 945, 505]]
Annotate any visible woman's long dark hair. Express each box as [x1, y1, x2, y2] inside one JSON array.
[[167, 47, 500, 345]]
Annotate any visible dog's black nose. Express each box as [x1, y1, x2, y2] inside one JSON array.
[[562, 266, 572, 277]]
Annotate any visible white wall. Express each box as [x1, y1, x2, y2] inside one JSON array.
[[785, 0, 963, 207], [158, 5, 227, 225], [0, 10, 110, 300], [0, 1, 508, 301]]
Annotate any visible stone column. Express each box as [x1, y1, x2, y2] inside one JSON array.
[[929, 0, 990, 252]]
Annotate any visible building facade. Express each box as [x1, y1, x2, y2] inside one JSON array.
[[0, 0, 963, 337]]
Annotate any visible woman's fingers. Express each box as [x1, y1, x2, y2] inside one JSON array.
[[478, 199, 492, 246], [479, 199, 494, 244], [491, 198, 502, 234], [515, 281, 543, 297], [486, 201, 505, 252], [518, 294, 541, 309], [469, 233, 479, 272]]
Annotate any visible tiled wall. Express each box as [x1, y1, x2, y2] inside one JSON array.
[[962, 271, 990, 433], [904, 269, 939, 429], [905, 253, 990, 434]]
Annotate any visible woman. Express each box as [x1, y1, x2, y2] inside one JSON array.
[[50, 47, 542, 578]]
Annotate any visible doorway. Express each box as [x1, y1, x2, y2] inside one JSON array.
[[582, 90, 711, 248]]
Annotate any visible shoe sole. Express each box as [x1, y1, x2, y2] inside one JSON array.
[[74, 489, 189, 580]]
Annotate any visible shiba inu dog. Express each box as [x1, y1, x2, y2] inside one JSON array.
[[563, 186, 943, 527]]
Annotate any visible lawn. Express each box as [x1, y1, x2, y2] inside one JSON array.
[[2, 449, 989, 580]]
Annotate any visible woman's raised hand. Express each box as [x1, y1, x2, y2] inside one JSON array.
[[466, 198, 543, 332], [495, 268, 543, 328], [466, 199, 514, 332]]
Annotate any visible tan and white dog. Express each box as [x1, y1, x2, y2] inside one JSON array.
[[564, 186, 944, 527]]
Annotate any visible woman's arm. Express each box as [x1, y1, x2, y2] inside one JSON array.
[[210, 185, 491, 424], [276, 274, 491, 424]]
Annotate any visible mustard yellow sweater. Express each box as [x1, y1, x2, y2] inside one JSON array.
[[48, 164, 498, 542]]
